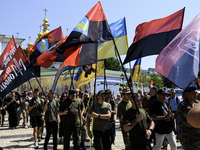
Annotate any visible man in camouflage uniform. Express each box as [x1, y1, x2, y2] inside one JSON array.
[[59, 89, 82, 150], [117, 87, 132, 150], [177, 85, 200, 149], [75, 88, 87, 150]]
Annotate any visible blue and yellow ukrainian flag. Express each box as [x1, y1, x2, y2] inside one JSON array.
[[74, 60, 104, 88], [131, 58, 141, 82], [98, 17, 128, 59]]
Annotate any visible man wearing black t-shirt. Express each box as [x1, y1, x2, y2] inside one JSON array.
[[151, 89, 177, 150], [123, 93, 155, 150]]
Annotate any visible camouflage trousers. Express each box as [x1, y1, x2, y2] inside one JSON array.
[[120, 123, 131, 150], [80, 116, 87, 142]]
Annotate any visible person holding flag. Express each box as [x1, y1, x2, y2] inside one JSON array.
[[123, 93, 155, 150]]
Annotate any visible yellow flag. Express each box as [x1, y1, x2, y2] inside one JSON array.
[[75, 60, 104, 88]]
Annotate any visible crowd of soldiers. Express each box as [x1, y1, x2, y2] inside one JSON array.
[[0, 84, 200, 150]]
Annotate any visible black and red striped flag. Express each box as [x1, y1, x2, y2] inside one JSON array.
[[0, 46, 34, 98], [52, 2, 113, 91], [56, 1, 113, 55], [123, 8, 185, 64], [27, 26, 64, 65]]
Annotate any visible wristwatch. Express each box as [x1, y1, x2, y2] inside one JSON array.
[[149, 129, 153, 132]]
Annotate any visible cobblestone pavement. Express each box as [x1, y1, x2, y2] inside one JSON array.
[[0, 115, 183, 150]]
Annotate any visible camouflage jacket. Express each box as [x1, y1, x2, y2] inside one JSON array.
[[177, 99, 200, 149]]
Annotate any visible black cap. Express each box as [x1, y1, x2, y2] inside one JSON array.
[[105, 89, 111, 94], [69, 90, 76, 96], [184, 85, 197, 92], [157, 89, 167, 95], [98, 90, 105, 95]]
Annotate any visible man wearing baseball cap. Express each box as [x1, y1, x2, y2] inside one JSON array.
[[177, 85, 200, 149], [87, 90, 111, 150], [105, 89, 117, 146]]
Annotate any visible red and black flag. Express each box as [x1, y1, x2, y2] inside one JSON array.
[[52, 43, 97, 92], [0, 46, 34, 98], [55, 1, 113, 54], [123, 8, 185, 64], [27, 26, 64, 65], [34, 36, 68, 68], [0, 36, 17, 70]]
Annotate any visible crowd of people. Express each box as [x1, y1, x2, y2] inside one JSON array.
[[0, 84, 200, 150]]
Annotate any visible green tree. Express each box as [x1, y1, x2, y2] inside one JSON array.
[[161, 76, 173, 88], [138, 72, 151, 90], [104, 57, 122, 71], [149, 73, 164, 89]]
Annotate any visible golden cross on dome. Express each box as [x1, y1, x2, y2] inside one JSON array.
[[44, 8, 48, 17], [16, 32, 19, 38], [66, 28, 69, 36], [28, 36, 31, 42]]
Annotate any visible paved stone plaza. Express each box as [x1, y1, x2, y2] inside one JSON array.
[[0, 115, 183, 150]]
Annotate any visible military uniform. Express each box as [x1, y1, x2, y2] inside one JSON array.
[[76, 97, 87, 148], [108, 98, 116, 145], [117, 100, 132, 150], [59, 97, 81, 150], [88, 101, 111, 150], [178, 99, 200, 149], [123, 108, 153, 149]]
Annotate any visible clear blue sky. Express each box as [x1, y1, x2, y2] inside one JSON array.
[[1, 0, 199, 70]]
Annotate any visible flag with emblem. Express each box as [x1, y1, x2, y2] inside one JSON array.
[[52, 43, 98, 92], [155, 13, 200, 89], [27, 26, 64, 65], [131, 58, 141, 82], [123, 8, 185, 64], [0, 46, 34, 98], [55, 1, 113, 56], [74, 59, 104, 88], [52, 2, 113, 92], [0, 36, 17, 70], [34, 36, 68, 68]]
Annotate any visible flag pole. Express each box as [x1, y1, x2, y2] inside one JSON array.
[[129, 62, 134, 93], [169, 83, 174, 110], [28, 80, 33, 92], [90, 61, 98, 150], [104, 59, 107, 90], [111, 39, 140, 113], [111, 38, 146, 134], [30, 67, 46, 96], [136, 81, 139, 93]]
